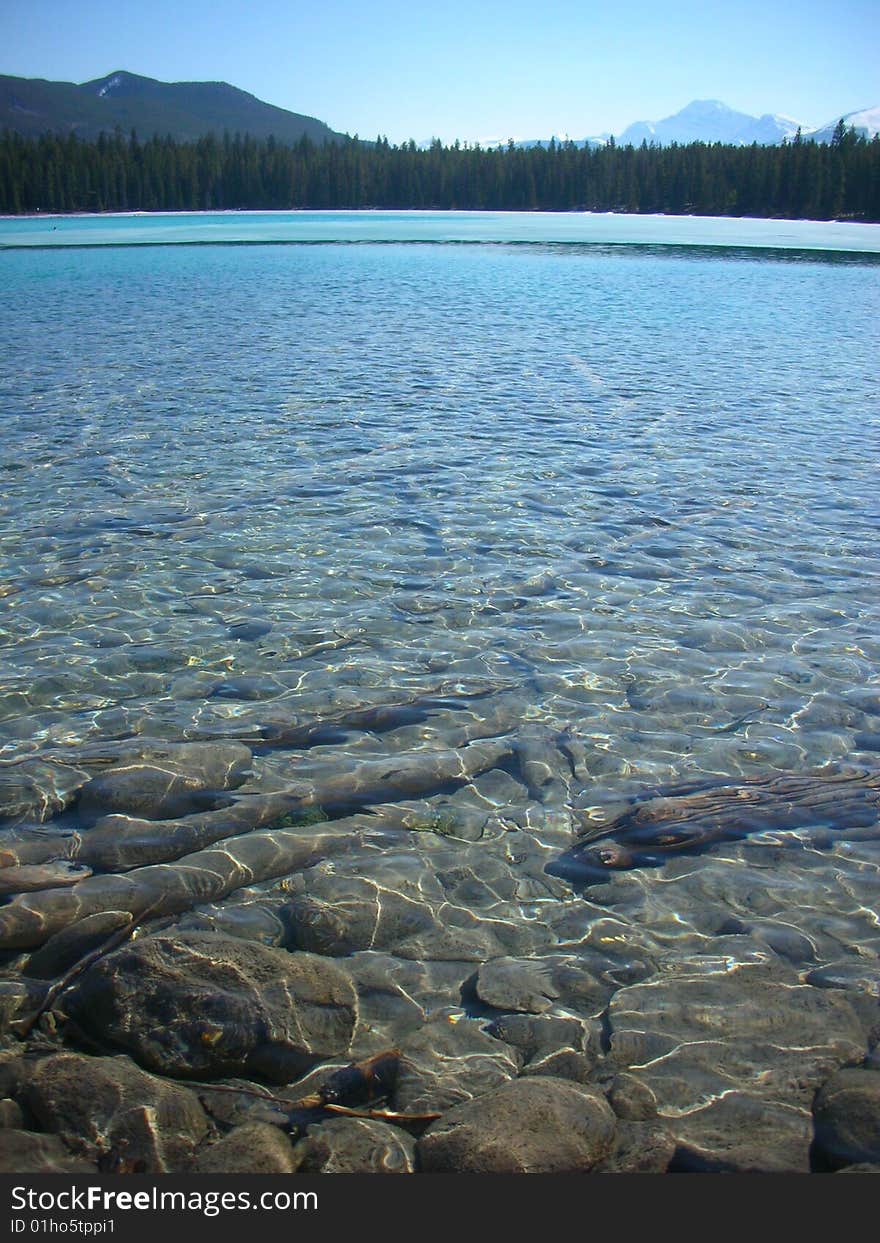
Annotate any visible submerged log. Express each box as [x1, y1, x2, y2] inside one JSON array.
[[552, 765, 880, 880]]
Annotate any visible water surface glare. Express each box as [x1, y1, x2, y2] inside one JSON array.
[[1, 215, 879, 1170]]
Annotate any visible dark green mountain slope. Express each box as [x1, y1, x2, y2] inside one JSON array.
[[0, 70, 347, 144]]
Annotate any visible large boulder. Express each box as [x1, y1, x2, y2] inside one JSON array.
[[418, 1077, 616, 1173], [64, 932, 358, 1083], [23, 1052, 209, 1173]]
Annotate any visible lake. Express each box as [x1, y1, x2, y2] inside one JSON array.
[[1, 211, 879, 1173]]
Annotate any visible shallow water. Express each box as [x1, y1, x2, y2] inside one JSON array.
[[1, 212, 879, 1170]]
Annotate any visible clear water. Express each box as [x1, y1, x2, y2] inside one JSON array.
[[1, 213, 879, 1157]]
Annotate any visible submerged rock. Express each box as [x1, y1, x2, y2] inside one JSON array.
[[394, 1012, 521, 1114], [0, 1129, 96, 1173], [806, 960, 880, 995], [606, 1073, 660, 1121], [418, 1077, 616, 1173], [812, 1068, 880, 1170], [191, 1123, 297, 1174], [346, 953, 471, 1050], [0, 760, 90, 825], [292, 1117, 416, 1173], [23, 911, 133, 980], [77, 788, 311, 872], [0, 860, 92, 895], [285, 866, 439, 956], [594, 1120, 676, 1173], [226, 620, 273, 642], [669, 1093, 813, 1174], [393, 923, 509, 963], [607, 966, 866, 1114], [23, 1052, 209, 1173], [0, 1099, 24, 1129], [475, 957, 560, 1014], [193, 1082, 289, 1133], [521, 1049, 596, 1083], [63, 933, 358, 1083], [0, 979, 46, 1037], [76, 742, 252, 821], [485, 1013, 589, 1062], [0, 819, 367, 949], [605, 962, 866, 1172]]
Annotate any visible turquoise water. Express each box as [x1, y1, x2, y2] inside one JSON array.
[[3, 208, 880, 252], [1, 213, 879, 1165]]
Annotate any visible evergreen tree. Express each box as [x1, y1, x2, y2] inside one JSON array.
[[0, 126, 877, 221]]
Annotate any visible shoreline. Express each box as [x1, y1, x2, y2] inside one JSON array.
[[3, 206, 879, 228]]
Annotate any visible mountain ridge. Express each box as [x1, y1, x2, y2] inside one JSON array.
[[0, 69, 348, 145]]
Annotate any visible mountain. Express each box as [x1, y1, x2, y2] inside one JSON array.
[[0, 70, 347, 145], [615, 99, 804, 147], [808, 105, 880, 143], [460, 101, 813, 152]]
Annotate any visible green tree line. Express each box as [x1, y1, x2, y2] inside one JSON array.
[[1, 123, 878, 220]]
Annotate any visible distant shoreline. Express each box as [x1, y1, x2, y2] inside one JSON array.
[[3, 207, 880, 229]]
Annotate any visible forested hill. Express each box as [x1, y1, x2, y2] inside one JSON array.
[[0, 71, 346, 146], [1, 127, 878, 221]]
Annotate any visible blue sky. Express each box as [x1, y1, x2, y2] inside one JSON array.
[[3, 0, 878, 143]]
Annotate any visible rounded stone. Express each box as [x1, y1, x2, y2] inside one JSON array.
[[418, 1076, 616, 1173], [292, 1117, 416, 1173], [24, 1052, 210, 1173], [64, 932, 358, 1083], [0, 1098, 24, 1129], [76, 742, 252, 821], [813, 1068, 880, 1169], [475, 957, 560, 1014], [191, 1123, 298, 1173], [607, 1073, 660, 1121], [0, 1130, 97, 1174]]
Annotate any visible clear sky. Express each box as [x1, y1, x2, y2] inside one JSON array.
[[3, 0, 878, 143]]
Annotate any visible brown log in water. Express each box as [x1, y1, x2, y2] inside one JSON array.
[[558, 765, 880, 876]]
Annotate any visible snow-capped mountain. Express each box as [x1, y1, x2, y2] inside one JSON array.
[[808, 105, 880, 143], [445, 100, 818, 152], [616, 100, 804, 147]]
